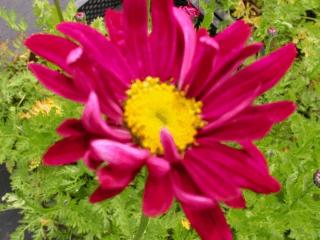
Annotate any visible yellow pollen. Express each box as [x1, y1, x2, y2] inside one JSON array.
[[123, 77, 205, 154]]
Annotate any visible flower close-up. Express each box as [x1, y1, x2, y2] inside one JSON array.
[[25, 0, 296, 239]]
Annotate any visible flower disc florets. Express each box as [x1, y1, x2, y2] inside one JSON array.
[[124, 77, 204, 154]]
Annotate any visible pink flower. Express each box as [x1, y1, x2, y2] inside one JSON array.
[[25, 0, 296, 239], [268, 26, 277, 36], [75, 12, 86, 22]]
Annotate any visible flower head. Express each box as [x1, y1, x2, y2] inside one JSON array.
[[268, 26, 277, 37], [75, 12, 86, 23], [25, 0, 296, 239]]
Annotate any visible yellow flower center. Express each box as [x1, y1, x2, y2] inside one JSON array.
[[124, 77, 204, 154]]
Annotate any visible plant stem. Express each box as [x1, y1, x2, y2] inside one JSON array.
[[133, 214, 149, 240], [265, 36, 274, 55], [54, 0, 64, 22], [200, 0, 215, 29]]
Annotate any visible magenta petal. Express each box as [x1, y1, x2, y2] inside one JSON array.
[[173, 184, 215, 209], [28, 63, 86, 103], [105, 9, 125, 45], [89, 186, 122, 203], [66, 47, 83, 65], [90, 156, 141, 203], [236, 174, 281, 194], [203, 114, 273, 141], [214, 20, 251, 56], [202, 76, 261, 123], [97, 165, 133, 190], [43, 137, 87, 166], [56, 119, 84, 137], [183, 36, 219, 96], [173, 8, 196, 88], [236, 142, 281, 193], [202, 44, 295, 110], [216, 42, 263, 79], [64, 42, 126, 121], [82, 92, 131, 142], [83, 151, 102, 170], [218, 41, 263, 75], [240, 141, 269, 172], [203, 101, 296, 140], [123, 0, 148, 38], [160, 128, 181, 163], [223, 193, 246, 209], [183, 152, 242, 204], [90, 149, 140, 203], [65, 47, 95, 96], [191, 142, 281, 193], [259, 44, 296, 94], [243, 101, 296, 123], [182, 203, 232, 240], [91, 140, 149, 169], [201, 43, 263, 99], [55, 24, 131, 113], [57, 22, 133, 86], [150, 0, 176, 80], [25, 34, 77, 71], [201, 90, 259, 133], [216, 44, 296, 98], [171, 165, 216, 209], [143, 173, 174, 217], [146, 156, 171, 178], [122, 0, 150, 78]]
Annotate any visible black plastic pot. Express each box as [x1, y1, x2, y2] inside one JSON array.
[[0, 165, 20, 240], [76, 0, 122, 23], [0, 165, 33, 240]]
